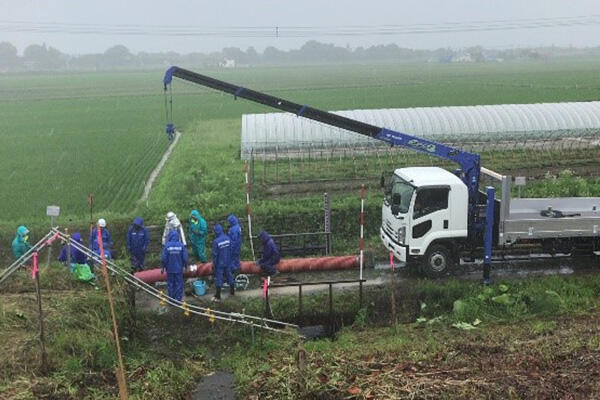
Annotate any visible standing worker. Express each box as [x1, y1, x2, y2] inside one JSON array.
[[58, 232, 87, 265], [126, 217, 150, 272], [162, 211, 186, 246], [161, 230, 189, 302], [189, 210, 207, 263], [89, 218, 114, 260], [212, 224, 235, 302], [257, 231, 280, 277], [227, 214, 242, 272], [12, 225, 31, 260]]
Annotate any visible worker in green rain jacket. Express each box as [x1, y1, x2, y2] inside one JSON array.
[[12, 225, 31, 260], [189, 210, 207, 263]]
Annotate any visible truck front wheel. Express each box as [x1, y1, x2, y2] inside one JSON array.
[[422, 244, 454, 278]]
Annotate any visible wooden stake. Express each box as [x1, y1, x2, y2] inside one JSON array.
[[97, 228, 129, 400]]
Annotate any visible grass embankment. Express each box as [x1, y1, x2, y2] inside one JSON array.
[[1, 265, 599, 399]]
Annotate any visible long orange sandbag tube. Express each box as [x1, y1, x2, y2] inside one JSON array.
[[134, 256, 359, 284]]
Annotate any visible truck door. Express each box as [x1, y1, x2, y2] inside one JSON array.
[[410, 187, 450, 254]]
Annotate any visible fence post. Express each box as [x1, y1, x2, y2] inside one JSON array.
[[323, 193, 331, 255], [390, 252, 397, 326], [359, 280, 363, 309], [288, 148, 292, 183], [275, 146, 279, 182], [298, 284, 303, 326], [262, 148, 266, 186], [32, 252, 49, 374], [328, 283, 334, 338], [264, 280, 273, 319], [65, 228, 71, 267], [244, 161, 256, 260], [360, 185, 365, 281]]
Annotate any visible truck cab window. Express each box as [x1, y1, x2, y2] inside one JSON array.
[[413, 188, 449, 219], [385, 174, 415, 214]]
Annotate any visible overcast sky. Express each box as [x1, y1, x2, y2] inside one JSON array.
[[2, 0, 600, 54]]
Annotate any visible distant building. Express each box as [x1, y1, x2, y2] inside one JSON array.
[[220, 59, 236, 68], [452, 53, 474, 63]]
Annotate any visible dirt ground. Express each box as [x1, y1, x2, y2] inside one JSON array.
[[270, 313, 600, 399]]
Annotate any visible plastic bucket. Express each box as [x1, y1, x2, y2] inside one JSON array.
[[193, 280, 206, 296]]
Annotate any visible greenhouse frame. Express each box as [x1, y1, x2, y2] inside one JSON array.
[[241, 101, 600, 160]]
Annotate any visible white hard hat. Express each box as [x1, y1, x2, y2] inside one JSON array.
[[166, 211, 176, 221], [97, 218, 107, 227]]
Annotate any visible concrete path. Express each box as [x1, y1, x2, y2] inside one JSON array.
[[191, 371, 235, 400], [141, 130, 181, 202]]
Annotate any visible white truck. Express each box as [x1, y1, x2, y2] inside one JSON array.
[[381, 167, 600, 277]]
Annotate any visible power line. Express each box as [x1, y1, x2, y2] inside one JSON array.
[[1, 15, 599, 38]]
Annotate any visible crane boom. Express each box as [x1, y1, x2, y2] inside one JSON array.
[[163, 66, 481, 199]]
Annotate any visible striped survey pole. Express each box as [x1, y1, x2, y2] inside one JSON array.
[[360, 185, 365, 280], [244, 161, 256, 260]]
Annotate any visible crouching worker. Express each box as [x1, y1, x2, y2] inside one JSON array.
[[58, 232, 87, 265], [257, 231, 280, 277], [161, 230, 189, 303], [212, 224, 235, 302], [127, 217, 149, 272], [12, 225, 31, 260]]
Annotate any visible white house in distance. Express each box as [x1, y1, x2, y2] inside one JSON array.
[[220, 59, 236, 68]]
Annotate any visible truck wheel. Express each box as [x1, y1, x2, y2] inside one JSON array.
[[423, 244, 453, 278]]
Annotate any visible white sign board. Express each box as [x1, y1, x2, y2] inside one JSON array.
[[46, 205, 60, 217], [515, 176, 526, 186]]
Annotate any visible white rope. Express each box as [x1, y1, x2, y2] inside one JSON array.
[[51, 229, 298, 333]]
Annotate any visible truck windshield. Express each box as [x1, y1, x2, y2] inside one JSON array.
[[385, 174, 415, 214]]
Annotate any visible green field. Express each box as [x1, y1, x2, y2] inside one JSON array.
[[2, 59, 600, 240]]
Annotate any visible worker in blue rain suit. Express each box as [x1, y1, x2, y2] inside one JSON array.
[[89, 218, 114, 261], [189, 210, 207, 263], [161, 230, 189, 302], [126, 217, 150, 272], [12, 225, 31, 260], [227, 214, 242, 273], [212, 224, 235, 302], [58, 232, 87, 265], [257, 230, 280, 277]]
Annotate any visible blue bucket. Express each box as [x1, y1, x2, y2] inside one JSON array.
[[193, 280, 206, 296]]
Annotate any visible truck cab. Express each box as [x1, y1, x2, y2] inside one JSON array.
[[380, 167, 469, 277]]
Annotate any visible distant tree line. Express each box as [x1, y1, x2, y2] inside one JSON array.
[[1, 40, 600, 72]]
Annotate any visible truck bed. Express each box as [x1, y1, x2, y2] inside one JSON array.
[[502, 197, 600, 243]]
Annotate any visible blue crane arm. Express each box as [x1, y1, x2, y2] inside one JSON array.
[[163, 66, 481, 198]]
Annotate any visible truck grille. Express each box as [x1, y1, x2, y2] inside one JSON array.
[[383, 220, 395, 239]]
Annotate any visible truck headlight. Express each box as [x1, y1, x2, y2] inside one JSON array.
[[397, 226, 406, 243]]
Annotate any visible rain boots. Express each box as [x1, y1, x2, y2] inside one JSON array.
[[212, 287, 221, 302]]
